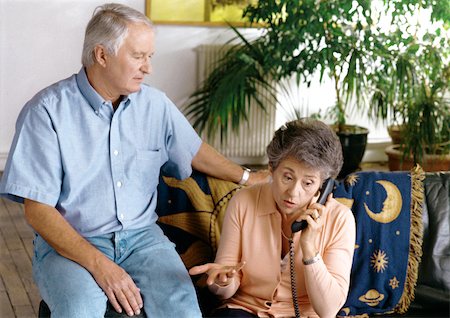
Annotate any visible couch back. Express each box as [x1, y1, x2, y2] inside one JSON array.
[[155, 169, 449, 317]]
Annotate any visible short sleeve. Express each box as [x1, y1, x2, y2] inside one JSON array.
[[161, 100, 202, 180], [0, 102, 62, 206]]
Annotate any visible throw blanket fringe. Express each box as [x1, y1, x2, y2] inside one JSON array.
[[395, 165, 425, 313]]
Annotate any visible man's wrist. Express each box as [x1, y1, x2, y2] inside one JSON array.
[[238, 167, 251, 185]]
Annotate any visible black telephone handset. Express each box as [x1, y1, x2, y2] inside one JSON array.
[[291, 178, 335, 233]]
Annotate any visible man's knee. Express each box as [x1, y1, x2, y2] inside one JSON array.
[[46, 291, 107, 318]]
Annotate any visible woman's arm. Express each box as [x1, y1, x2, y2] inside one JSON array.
[[207, 195, 245, 299], [303, 202, 356, 317]]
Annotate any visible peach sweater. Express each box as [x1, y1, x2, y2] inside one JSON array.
[[209, 182, 356, 318]]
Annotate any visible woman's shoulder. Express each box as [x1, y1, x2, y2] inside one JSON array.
[[228, 182, 271, 211], [233, 182, 268, 199], [326, 197, 355, 225]]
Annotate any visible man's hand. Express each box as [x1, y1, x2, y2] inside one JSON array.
[[23, 199, 143, 316], [92, 258, 143, 316], [247, 169, 271, 186]]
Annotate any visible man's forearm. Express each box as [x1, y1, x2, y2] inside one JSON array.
[[24, 199, 107, 273], [191, 142, 270, 185]]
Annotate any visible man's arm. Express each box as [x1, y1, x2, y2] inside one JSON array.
[[24, 199, 143, 316], [191, 142, 270, 185]]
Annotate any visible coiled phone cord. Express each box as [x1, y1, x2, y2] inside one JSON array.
[[289, 237, 301, 318]]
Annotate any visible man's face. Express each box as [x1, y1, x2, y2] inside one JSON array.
[[103, 23, 154, 99]]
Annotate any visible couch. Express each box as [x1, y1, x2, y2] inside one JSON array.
[[39, 168, 449, 317]]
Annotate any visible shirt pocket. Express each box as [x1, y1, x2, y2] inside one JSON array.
[[135, 149, 161, 195]]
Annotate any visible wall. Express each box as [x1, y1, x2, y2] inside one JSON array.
[[0, 0, 388, 170]]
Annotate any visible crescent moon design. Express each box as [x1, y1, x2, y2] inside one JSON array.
[[364, 180, 402, 223]]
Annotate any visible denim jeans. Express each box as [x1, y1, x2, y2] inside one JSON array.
[[32, 223, 202, 318]]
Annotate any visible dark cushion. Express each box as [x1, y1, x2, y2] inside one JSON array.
[[38, 300, 146, 318]]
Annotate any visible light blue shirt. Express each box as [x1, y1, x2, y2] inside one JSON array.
[[0, 68, 202, 237]]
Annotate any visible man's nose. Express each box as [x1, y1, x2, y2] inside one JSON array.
[[141, 59, 151, 74]]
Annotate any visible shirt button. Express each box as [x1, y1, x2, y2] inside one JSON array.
[[119, 213, 124, 220], [117, 181, 122, 188], [113, 150, 119, 156]]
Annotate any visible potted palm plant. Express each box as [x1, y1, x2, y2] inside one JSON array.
[[368, 10, 450, 171], [186, 0, 379, 177], [185, 0, 448, 175]]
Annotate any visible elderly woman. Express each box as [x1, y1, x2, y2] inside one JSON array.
[[190, 118, 356, 318]]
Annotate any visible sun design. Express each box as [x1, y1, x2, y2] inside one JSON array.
[[389, 277, 400, 289], [371, 249, 389, 273], [345, 173, 359, 186]]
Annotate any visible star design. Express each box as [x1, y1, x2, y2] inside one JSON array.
[[371, 249, 388, 273], [389, 276, 400, 289]]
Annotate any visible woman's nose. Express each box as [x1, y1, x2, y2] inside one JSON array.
[[287, 182, 302, 197]]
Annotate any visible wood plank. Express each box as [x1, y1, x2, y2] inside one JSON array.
[[0, 290, 15, 318], [13, 304, 35, 318], [0, 200, 23, 252], [0, 231, 31, 308]]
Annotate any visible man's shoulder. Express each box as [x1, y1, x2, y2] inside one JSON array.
[[27, 73, 78, 110]]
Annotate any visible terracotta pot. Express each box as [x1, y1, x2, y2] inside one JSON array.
[[385, 144, 450, 171], [387, 124, 405, 145]]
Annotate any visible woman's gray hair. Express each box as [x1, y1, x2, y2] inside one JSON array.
[[266, 118, 343, 179], [82, 3, 153, 67]]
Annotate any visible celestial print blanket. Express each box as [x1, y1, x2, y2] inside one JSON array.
[[156, 170, 242, 269], [335, 166, 425, 317]]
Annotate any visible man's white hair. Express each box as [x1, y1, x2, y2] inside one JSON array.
[[81, 3, 153, 67]]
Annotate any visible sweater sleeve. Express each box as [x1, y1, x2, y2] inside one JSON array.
[[303, 201, 356, 318], [208, 194, 244, 299]]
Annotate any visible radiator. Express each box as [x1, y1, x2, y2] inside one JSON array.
[[194, 44, 276, 165]]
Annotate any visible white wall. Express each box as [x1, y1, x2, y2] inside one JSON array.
[[0, 0, 388, 170]]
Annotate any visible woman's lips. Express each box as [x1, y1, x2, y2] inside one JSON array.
[[283, 200, 296, 209]]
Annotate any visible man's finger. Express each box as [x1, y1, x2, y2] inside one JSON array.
[[106, 291, 122, 314], [116, 290, 134, 317]]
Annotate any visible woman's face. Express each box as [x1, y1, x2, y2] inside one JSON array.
[[270, 157, 322, 216]]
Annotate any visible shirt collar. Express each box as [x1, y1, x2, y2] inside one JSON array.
[[76, 68, 132, 113], [256, 182, 279, 216]]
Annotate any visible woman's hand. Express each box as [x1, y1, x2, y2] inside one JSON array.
[[297, 193, 333, 258], [189, 262, 246, 287]]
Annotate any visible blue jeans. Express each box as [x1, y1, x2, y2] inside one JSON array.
[[32, 223, 202, 318]]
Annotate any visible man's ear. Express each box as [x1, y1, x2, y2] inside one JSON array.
[[93, 45, 108, 67]]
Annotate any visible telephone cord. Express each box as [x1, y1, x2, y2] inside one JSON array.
[[289, 237, 301, 318]]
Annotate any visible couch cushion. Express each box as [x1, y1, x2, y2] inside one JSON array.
[[414, 172, 450, 308]]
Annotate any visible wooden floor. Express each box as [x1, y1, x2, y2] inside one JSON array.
[[0, 196, 40, 318], [0, 161, 389, 318]]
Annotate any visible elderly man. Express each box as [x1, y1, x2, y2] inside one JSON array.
[[0, 3, 267, 317]]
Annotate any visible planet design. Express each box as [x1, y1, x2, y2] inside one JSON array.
[[358, 289, 385, 307]]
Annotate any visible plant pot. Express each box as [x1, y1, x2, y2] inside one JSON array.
[[387, 124, 405, 145], [385, 144, 450, 171], [334, 125, 369, 179]]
